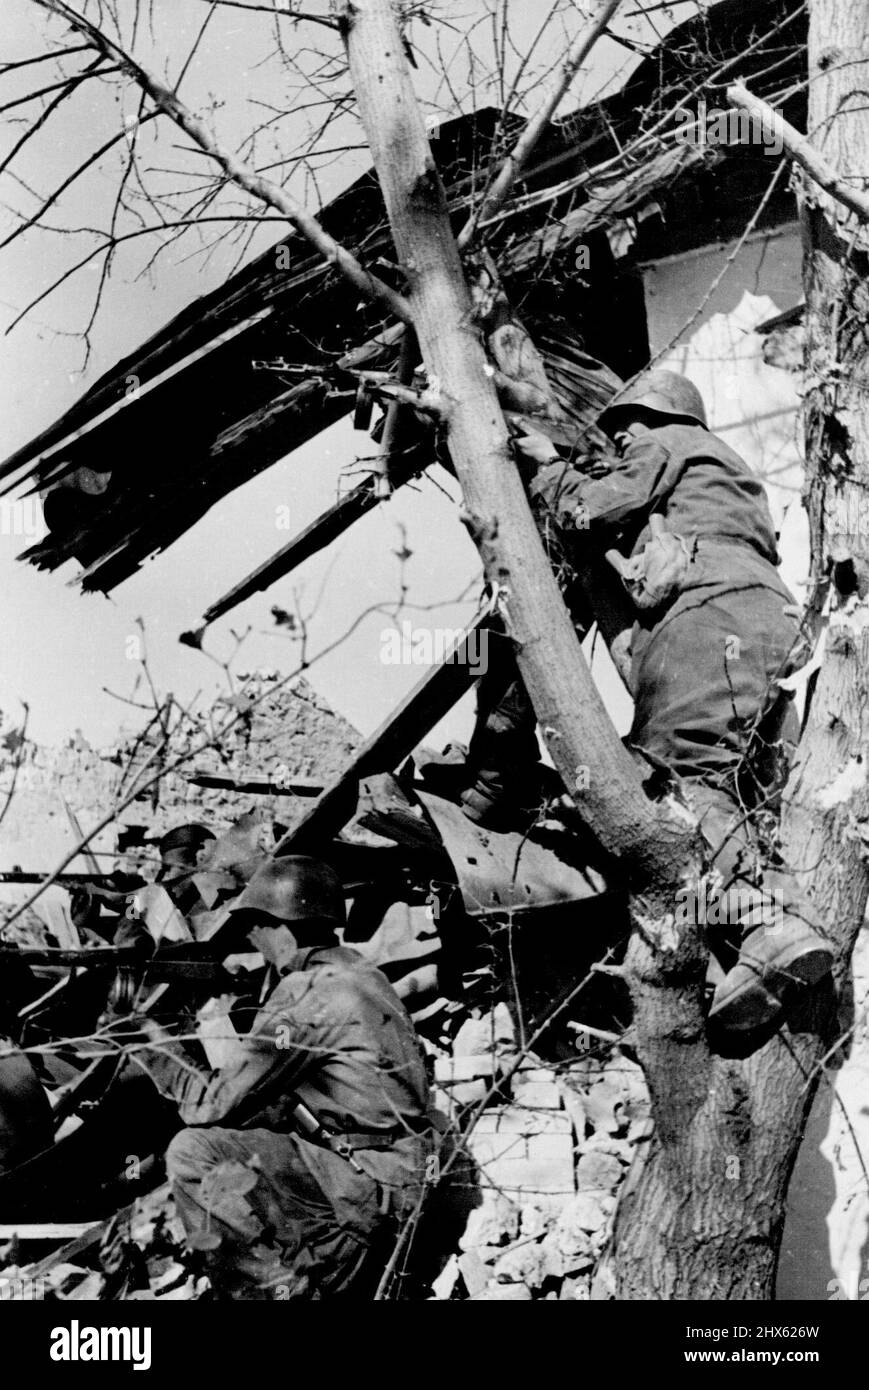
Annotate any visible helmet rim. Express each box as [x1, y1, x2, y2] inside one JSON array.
[[230, 855, 345, 928], [599, 370, 707, 434]]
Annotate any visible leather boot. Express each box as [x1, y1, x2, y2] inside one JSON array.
[[708, 916, 833, 1033]]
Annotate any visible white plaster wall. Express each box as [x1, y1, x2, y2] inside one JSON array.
[[642, 224, 808, 599]]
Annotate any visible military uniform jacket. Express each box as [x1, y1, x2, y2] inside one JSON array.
[[529, 420, 793, 604], [132, 945, 432, 1141]]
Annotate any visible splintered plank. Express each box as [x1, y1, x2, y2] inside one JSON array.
[[276, 616, 493, 852], [193, 445, 426, 633], [200, 475, 384, 626], [0, 1222, 99, 1242]]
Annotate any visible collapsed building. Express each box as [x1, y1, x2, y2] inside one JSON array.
[[1, 0, 862, 1301]]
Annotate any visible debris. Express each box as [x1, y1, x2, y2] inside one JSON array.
[[579, 1134, 635, 1165], [44, 1263, 105, 1300], [560, 1276, 591, 1300], [492, 1241, 545, 1288], [469, 1109, 576, 1198], [452, 1007, 514, 1056], [459, 1195, 520, 1251], [511, 1066, 562, 1110], [558, 1192, 608, 1234], [59, 1271, 107, 1301], [576, 1150, 624, 1194], [458, 1250, 489, 1297], [431, 1254, 460, 1300], [519, 1202, 552, 1240], [472, 1281, 532, 1301]]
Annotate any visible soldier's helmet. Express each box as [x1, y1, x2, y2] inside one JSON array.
[[231, 856, 346, 928], [159, 823, 215, 855], [158, 823, 215, 872], [599, 370, 708, 435]]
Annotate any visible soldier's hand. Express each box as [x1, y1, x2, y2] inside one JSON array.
[[512, 428, 560, 466], [101, 1014, 168, 1047]]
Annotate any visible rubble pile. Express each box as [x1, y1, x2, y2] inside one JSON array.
[[2, 1183, 204, 1303], [427, 1006, 652, 1301], [0, 673, 359, 876]]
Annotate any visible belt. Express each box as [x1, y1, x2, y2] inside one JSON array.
[[694, 534, 770, 557], [325, 1121, 434, 1154]]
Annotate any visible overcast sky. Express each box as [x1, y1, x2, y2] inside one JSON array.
[[0, 0, 691, 749]]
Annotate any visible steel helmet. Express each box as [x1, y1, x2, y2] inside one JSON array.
[[231, 856, 346, 928], [598, 370, 708, 434], [159, 824, 215, 857]]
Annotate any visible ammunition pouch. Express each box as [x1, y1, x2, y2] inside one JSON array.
[[607, 514, 696, 611]]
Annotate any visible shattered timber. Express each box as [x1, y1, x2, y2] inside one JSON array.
[[1, 0, 868, 1307]]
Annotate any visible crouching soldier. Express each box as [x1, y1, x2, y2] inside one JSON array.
[[130, 856, 437, 1298], [512, 370, 833, 1039]]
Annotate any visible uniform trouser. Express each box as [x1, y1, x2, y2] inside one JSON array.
[[685, 782, 824, 948], [629, 582, 800, 795], [627, 583, 817, 947], [167, 1126, 400, 1300], [466, 634, 538, 798]]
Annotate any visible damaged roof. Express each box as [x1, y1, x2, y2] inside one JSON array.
[[0, 0, 805, 595]]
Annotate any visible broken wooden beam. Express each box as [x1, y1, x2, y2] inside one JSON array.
[[0, 1221, 101, 1242], [276, 616, 494, 853], [184, 458, 424, 639]]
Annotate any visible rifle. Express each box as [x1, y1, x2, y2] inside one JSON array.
[[0, 941, 234, 992], [0, 872, 143, 887]]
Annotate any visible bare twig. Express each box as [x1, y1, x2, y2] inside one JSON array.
[[727, 80, 869, 223], [457, 0, 622, 248], [28, 0, 412, 323], [190, 0, 339, 26]]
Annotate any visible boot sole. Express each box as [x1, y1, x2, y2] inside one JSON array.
[[709, 946, 834, 1033]]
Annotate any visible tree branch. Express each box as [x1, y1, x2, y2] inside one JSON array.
[[28, 0, 412, 324], [191, 0, 339, 25], [457, 0, 622, 248], [727, 80, 869, 223]]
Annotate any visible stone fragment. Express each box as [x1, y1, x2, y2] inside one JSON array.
[[431, 1254, 459, 1300], [576, 1149, 624, 1193], [561, 1276, 591, 1300], [472, 1282, 532, 1300], [493, 1242, 546, 1289], [583, 1075, 627, 1134], [468, 1109, 576, 1197], [511, 1073, 562, 1109], [519, 1202, 551, 1240], [579, 1134, 636, 1165], [459, 1194, 520, 1250], [458, 1251, 489, 1297], [558, 1192, 607, 1234], [453, 1006, 514, 1057]]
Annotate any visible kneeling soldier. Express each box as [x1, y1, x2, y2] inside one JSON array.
[[131, 855, 436, 1298]]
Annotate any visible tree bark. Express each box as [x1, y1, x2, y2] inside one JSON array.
[[336, 0, 692, 885]]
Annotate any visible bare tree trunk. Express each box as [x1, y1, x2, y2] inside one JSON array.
[[335, 0, 691, 883], [782, 1, 869, 947]]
